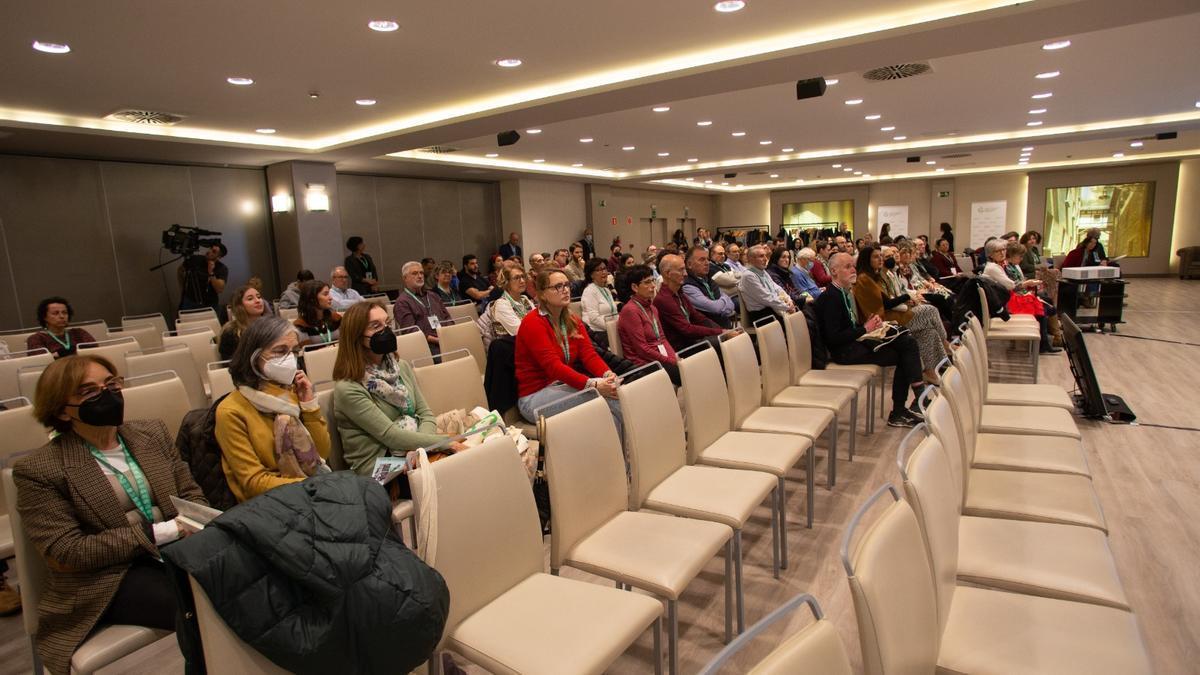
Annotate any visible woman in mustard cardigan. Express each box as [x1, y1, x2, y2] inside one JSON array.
[[215, 316, 331, 502], [852, 245, 948, 382]]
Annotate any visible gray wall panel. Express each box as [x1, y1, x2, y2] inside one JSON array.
[[419, 181, 464, 265], [189, 165, 275, 299]]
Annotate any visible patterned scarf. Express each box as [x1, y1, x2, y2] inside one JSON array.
[[237, 385, 328, 479], [363, 355, 418, 432]]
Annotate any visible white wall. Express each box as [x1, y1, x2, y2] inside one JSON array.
[[1172, 158, 1200, 274], [588, 185, 715, 255], [717, 192, 770, 229], [952, 173, 1029, 249], [514, 179, 588, 259], [868, 180, 932, 240]]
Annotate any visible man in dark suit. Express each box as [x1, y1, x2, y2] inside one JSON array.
[[814, 252, 927, 427], [499, 232, 522, 260]]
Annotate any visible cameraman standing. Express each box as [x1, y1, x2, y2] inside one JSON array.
[[178, 242, 229, 320]]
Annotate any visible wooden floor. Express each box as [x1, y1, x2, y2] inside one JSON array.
[[2, 278, 1197, 674]]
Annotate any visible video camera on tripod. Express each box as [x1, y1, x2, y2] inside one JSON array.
[[162, 224, 223, 257]]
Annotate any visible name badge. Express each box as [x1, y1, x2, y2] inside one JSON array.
[[428, 316, 441, 333], [366, 272, 375, 280], [657, 343, 669, 357]]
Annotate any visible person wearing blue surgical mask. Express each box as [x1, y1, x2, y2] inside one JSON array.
[[790, 247, 825, 299], [215, 316, 331, 503]]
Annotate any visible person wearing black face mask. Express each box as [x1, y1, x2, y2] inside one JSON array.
[[13, 354, 208, 675], [331, 302, 465, 484]]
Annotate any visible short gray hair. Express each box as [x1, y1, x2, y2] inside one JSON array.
[[228, 316, 298, 388], [401, 261, 423, 276], [796, 247, 816, 261], [985, 239, 1009, 257]]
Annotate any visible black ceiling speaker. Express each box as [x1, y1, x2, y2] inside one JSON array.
[[795, 77, 827, 100], [906, 156, 921, 163], [497, 130, 521, 146], [724, 172, 738, 179], [1155, 131, 1177, 140]]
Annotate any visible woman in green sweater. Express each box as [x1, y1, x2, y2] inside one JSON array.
[[332, 302, 464, 480]]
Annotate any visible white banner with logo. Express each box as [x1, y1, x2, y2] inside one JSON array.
[[876, 205, 909, 238], [969, 200, 1007, 248]]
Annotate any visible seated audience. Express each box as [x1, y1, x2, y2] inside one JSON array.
[[811, 240, 834, 287], [14, 354, 207, 675], [563, 243, 586, 282], [245, 277, 275, 316], [421, 258, 437, 288], [853, 245, 948, 382], [580, 258, 619, 347], [791, 248, 825, 299], [1062, 235, 1108, 268], [27, 296, 95, 358], [294, 279, 342, 347], [332, 302, 462, 479], [607, 243, 624, 274], [1019, 231, 1044, 277], [514, 270, 621, 430], [726, 243, 748, 273], [344, 236, 380, 295], [489, 262, 536, 339], [739, 244, 796, 323], [457, 254, 493, 307], [618, 265, 682, 384], [911, 237, 940, 279], [430, 261, 464, 304], [216, 317, 330, 502], [682, 246, 736, 328], [981, 240, 1060, 353], [930, 238, 961, 277], [767, 248, 811, 307], [394, 261, 451, 353], [219, 284, 266, 360], [328, 266, 365, 311], [655, 254, 723, 354], [815, 253, 927, 427], [614, 253, 638, 302], [278, 269, 314, 309], [894, 240, 954, 324]]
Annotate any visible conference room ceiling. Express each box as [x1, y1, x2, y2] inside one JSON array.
[[2, 0, 1199, 190]]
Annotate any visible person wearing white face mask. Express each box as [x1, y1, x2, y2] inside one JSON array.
[[215, 316, 331, 503]]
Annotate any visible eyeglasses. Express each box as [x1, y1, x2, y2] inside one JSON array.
[[546, 282, 571, 293], [332, 274, 350, 279], [76, 376, 124, 400], [510, 274, 527, 282], [365, 321, 388, 335], [263, 345, 302, 359]]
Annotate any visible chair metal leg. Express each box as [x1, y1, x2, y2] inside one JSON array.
[[879, 371, 887, 420], [653, 616, 663, 675], [667, 599, 679, 675], [777, 479, 788, 571], [865, 382, 875, 435], [407, 516, 417, 546], [769, 491, 780, 578], [827, 415, 837, 489], [724, 538, 734, 643], [428, 650, 444, 675], [806, 445, 815, 528], [30, 639, 44, 675], [734, 529, 745, 633], [849, 395, 858, 460]]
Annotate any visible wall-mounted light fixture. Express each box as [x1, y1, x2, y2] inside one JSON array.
[[305, 184, 329, 212], [271, 193, 293, 213]]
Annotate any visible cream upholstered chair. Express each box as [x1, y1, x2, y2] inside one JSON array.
[[121, 371, 192, 439], [698, 593, 852, 675], [0, 398, 51, 562], [954, 345, 1080, 440], [178, 306, 217, 321], [276, 306, 298, 321], [189, 577, 288, 674], [301, 343, 338, 384], [445, 301, 478, 324], [413, 350, 487, 414], [757, 318, 856, 465], [70, 320, 110, 342], [0, 327, 42, 354], [899, 427, 1128, 610], [677, 345, 813, 532], [206, 361, 235, 401], [437, 320, 485, 373], [121, 313, 169, 336], [567, 299, 582, 319], [962, 316, 1074, 409], [3, 469, 171, 675], [842, 484, 1150, 675], [76, 337, 140, 377], [175, 314, 222, 339], [108, 324, 163, 351], [781, 310, 875, 435], [126, 344, 207, 410], [18, 365, 47, 400], [411, 435, 665, 675], [541, 391, 733, 675], [604, 314, 622, 358], [928, 377, 1106, 532], [975, 288, 1041, 382], [720, 331, 834, 521], [393, 325, 433, 364], [163, 326, 219, 389], [0, 348, 53, 400], [618, 364, 781, 636]]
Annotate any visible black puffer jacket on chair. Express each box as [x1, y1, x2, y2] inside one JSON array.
[[163, 472, 449, 675]]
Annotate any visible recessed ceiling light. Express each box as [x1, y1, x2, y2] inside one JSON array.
[[355, 99, 377, 106], [1195, 101, 1199, 108], [893, 135, 907, 141], [758, 140, 772, 145], [926, 160, 936, 165], [1130, 141, 1144, 148], [526, 128, 542, 134], [936, 168, 946, 172], [687, 158, 699, 162], [769, 174, 779, 178], [1021, 146, 1034, 151], [651, 106, 672, 113], [713, 1, 746, 13], [622, 145, 636, 151], [1018, 159, 1029, 164], [495, 58, 523, 68], [1112, 152, 1124, 158], [880, 126, 895, 131], [843, 167, 853, 172], [825, 78, 839, 85], [686, 177, 695, 181], [368, 20, 400, 32], [1042, 40, 1071, 50], [255, 128, 276, 134], [721, 182, 730, 185], [1027, 121, 1043, 126], [781, 147, 795, 152], [571, 163, 584, 167], [1020, 152, 1031, 157], [532, 158, 545, 163], [845, 99, 863, 105], [731, 131, 746, 137], [853, 171, 862, 175], [485, 153, 499, 158], [657, 152, 670, 157], [864, 114, 882, 121], [226, 77, 254, 86], [1036, 71, 1060, 79], [32, 41, 70, 54], [579, 137, 593, 143], [832, 164, 842, 168], [1031, 92, 1053, 99], [697, 120, 713, 126], [1028, 108, 1047, 114], [704, 180, 713, 184]]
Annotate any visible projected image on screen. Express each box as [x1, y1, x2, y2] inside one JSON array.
[[1044, 182, 1154, 259], [782, 200, 854, 232]]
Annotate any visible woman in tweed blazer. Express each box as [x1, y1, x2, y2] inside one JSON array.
[[13, 354, 206, 675]]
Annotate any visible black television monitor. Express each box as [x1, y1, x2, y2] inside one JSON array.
[[1060, 314, 1135, 422]]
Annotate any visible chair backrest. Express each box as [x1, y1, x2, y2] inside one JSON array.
[[782, 310, 814, 381], [110, 324, 164, 350], [900, 430, 960, 637], [122, 313, 169, 335], [189, 577, 289, 674], [179, 307, 217, 321], [393, 326, 432, 364], [276, 306, 298, 321], [207, 361, 234, 400], [738, 295, 756, 335], [924, 387, 968, 501], [3, 467, 48, 637], [843, 486, 939, 675], [0, 327, 42, 354], [567, 300, 582, 318], [677, 347, 733, 463], [126, 344, 207, 410], [122, 371, 191, 438], [17, 365, 46, 400], [542, 393, 630, 570], [604, 314, 623, 358], [176, 313, 222, 338], [699, 594, 852, 675], [438, 320, 486, 373], [314, 386, 345, 470], [413, 351, 487, 415], [962, 323, 991, 396], [163, 328, 219, 387], [71, 319, 110, 342], [77, 336, 140, 376], [0, 349, 52, 400], [757, 319, 794, 404], [617, 366, 687, 509], [975, 286, 992, 336], [937, 367, 978, 462], [0, 398, 51, 518], [719, 332, 764, 428], [445, 302, 477, 324], [301, 343, 339, 384], [415, 436, 544, 638]]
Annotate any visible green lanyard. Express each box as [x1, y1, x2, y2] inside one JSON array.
[[633, 300, 662, 340], [549, 314, 572, 362], [840, 287, 858, 326], [87, 437, 155, 523], [698, 277, 718, 300], [676, 293, 690, 321], [504, 292, 530, 319], [321, 325, 333, 343], [596, 285, 616, 314], [45, 330, 72, 352], [405, 288, 431, 313]]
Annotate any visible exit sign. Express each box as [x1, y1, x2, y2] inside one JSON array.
[[938, 191, 951, 198]]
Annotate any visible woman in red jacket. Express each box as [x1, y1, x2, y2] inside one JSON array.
[[515, 269, 622, 431], [617, 265, 680, 384]]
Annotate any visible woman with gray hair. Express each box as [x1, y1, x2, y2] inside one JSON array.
[[215, 316, 331, 502]]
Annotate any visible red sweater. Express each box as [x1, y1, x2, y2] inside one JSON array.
[[619, 295, 679, 367], [810, 259, 832, 288], [515, 310, 609, 397], [652, 285, 721, 353]]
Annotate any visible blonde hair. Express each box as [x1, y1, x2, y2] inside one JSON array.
[[533, 270, 581, 338], [223, 285, 259, 338], [496, 261, 526, 290]]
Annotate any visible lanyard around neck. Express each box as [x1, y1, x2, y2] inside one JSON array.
[[595, 284, 615, 313], [87, 437, 154, 523], [633, 299, 662, 340], [838, 286, 858, 326], [405, 288, 430, 312], [504, 291, 529, 318], [45, 330, 71, 351], [548, 312, 572, 362]]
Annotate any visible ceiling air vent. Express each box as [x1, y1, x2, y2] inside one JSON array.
[[942, 153, 972, 159], [420, 145, 460, 154], [104, 109, 186, 125], [862, 63, 932, 81]]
